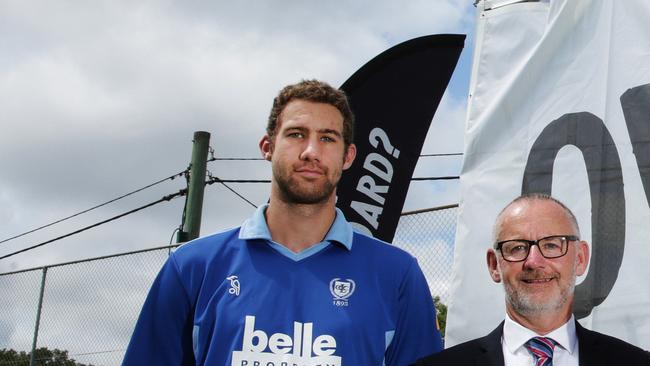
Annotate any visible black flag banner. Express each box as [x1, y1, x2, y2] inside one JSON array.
[[337, 34, 464, 242]]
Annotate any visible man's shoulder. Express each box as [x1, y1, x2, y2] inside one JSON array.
[[416, 323, 504, 366], [578, 323, 650, 362], [416, 337, 490, 365], [351, 231, 413, 257], [172, 226, 243, 263], [349, 231, 420, 269]]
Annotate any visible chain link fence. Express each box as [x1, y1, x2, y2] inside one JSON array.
[[0, 205, 458, 366]]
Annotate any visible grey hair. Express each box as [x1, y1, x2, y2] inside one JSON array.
[[492, 193, 580, 245]]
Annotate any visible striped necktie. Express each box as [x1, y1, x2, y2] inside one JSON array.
[[525, 337, 557, 366]]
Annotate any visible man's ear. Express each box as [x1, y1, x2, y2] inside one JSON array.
[[575, 240, 590, 276], [487, 249, 502, 283], [342, 143, 357, 170], [259, 135, 273, 161]]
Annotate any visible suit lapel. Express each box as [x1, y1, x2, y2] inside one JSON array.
[[476, 322, 506, 366], [576, 321, 599, 366]]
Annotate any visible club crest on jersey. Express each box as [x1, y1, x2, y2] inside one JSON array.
[[329, 278, 355, 306]]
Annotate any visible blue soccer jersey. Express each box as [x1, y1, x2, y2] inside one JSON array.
[[123, 205, 442, 365]]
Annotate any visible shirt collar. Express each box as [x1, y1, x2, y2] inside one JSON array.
[[503, 312, 578, 355], [238, 203, 353, 250]]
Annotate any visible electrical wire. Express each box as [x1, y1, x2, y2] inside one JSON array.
[[202, 174, 458, 212], [169, 227, 180, 245], [0, 171, 187, 246], [0, 189, 186, 261], [204, 177, 457, 183], [206, 176, 258, 208], [206, 153, 463, 162], [209, 179, 271, 183], [419, 152, 463, 157], [411, 176, 460, 181], [208, 157, 265, 161], [68, 348, 126, 357], [168, 226, 181, 255]]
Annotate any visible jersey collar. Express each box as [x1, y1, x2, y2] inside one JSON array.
[[239, 203, 353, 251]]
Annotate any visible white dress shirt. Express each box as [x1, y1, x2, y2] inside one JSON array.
[[501, 312, 580, 366]]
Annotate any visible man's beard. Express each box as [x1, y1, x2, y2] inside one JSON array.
[[273, 164, 339, 205], [502, 261, 577, 317]]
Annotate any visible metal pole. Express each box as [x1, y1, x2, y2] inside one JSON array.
[[177, 131, 210, 242], [30, 267, 47, 366]]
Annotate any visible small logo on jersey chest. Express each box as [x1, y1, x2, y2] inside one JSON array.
[[329, 278, 355, 306], [226, 275, 240, 296]]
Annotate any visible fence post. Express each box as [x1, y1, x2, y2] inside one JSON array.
[[30, 267, 47, 366], [177, 131, 210, 242]]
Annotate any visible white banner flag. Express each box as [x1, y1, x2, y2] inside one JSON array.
[[447, 0, 650, 349]]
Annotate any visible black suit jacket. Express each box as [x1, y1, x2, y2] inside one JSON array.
[[416, 320, 650, 366]]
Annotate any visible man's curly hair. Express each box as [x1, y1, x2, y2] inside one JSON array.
[[266, 79, 355, 149]]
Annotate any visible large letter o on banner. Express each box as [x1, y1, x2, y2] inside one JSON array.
[[522, 112, 625, 318]]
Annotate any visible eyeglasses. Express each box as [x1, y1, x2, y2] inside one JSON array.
[[495, 235, 579, 262]]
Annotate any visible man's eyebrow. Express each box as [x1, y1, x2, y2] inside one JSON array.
[[283, 126, 307, 132], [319, 128, 342, 137], [282, 126, 342, 138]]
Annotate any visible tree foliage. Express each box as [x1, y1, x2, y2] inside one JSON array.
[[433, 295, 447, 339], [0, 347, 93, 366]]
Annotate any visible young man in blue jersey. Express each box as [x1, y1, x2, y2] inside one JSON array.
[[123, 79, 443, 365]]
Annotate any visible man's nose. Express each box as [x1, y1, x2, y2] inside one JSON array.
[[300, 137, 321, 161], [523, 244, 547, 268]]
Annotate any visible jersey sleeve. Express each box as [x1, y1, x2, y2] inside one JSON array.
[[122, 254, 196, 366], [384, 256, 443, 366]]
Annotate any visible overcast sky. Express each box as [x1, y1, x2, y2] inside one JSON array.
[[0, 1, 476, 273]]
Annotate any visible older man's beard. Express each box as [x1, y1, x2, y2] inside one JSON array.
[[502, 259, 578, 317]]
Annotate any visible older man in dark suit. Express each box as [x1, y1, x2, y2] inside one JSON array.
[[418, 193, 649, 366]]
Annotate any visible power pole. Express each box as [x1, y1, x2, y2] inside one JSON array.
[[177, 131, 210, 243]]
